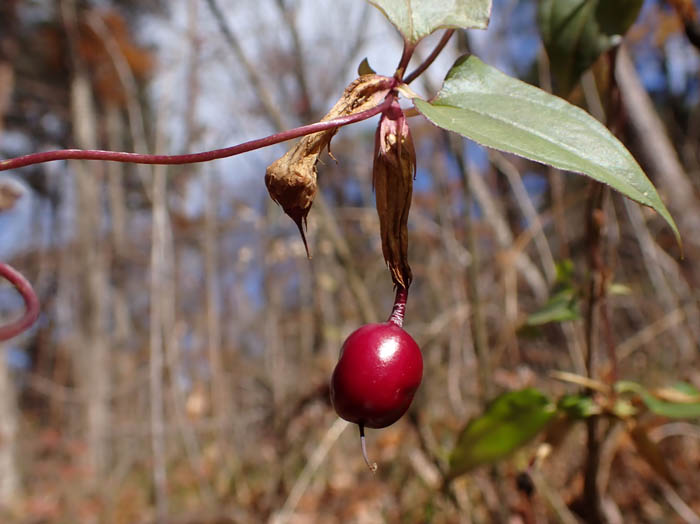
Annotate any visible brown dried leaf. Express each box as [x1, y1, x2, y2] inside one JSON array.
[[265, 74, 392, 258], [373, 99, 415, 289]]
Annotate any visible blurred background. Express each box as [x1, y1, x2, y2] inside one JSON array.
[[0, 0, 699, 522]]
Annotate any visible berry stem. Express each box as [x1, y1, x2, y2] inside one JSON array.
[[0, 262, 40, 341], [359, 424, 378, 473], [403, 29, 455, 85], [0, 96, 394, 172], [387, 286, 408, 327]]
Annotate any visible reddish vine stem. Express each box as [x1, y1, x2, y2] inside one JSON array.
[[387, 286, 408, 327], [0, 262, 40, 341], [395, 40, 417, 81], [0, 95, 394, 172], [404, 29, 455, 85]]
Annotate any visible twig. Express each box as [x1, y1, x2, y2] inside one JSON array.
[[659, 478, 700, 524], [86, 11, 155, 200], [649, 422, 700, 442], [583, 180, 606, 524], [205, 0, 290, 131], [616, 305, 688, 362], [271, 418, 349, 524], [490, 151, 556, 282], [445, 131, 492, 400], [274, 0, 314, 121], [617, 45, 700, 247]]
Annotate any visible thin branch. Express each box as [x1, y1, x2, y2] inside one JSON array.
[[336, 3, 372, 82], [205, 0, 289, 130], [0, 262, 40, 341], [272, 418, 349, 524], [404, 30, 454, 84], [274, 0, 314, 121], [0, 95, 393, 172]]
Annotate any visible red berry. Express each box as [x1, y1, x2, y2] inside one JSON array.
[[330, 322, 423, 429]]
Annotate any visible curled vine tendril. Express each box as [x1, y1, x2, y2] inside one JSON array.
[[0, 262, 40, 341]]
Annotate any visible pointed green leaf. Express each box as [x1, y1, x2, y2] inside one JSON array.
[[526, 288, 580, 326], [448, 389, 555, 479], [616, 381, 700, 419], [557, 394, 599, 419], [415, 56, 679, 244], [538, 0, 643, 94], [666, 381, 700, 398], [366, 0, 492, 44]]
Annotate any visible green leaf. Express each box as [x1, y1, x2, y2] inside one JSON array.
[[666, 381, 700, 398], [526, 288, 580, 326], [366, 0, 491, 44], [448, 389, 555, 479], [415, 56, 679, 244], [538, 0, 643, 94], [616, 381, 700, 419], [557, 394, 599, 419], [554, 259, 575, 285]]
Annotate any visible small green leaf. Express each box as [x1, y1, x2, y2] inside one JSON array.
[[557, 394, 599, 419], [448, 389, 555, 479], [611, 398, 638, 418], [526, 288, 580, 326], [366, 0, 492, 44], [357, 57, 376, 76], [415, 56, 679, 244], [554, 259, 575, 285], [666, 381, 700, 398], [538, 0, 643, 94], [616, 381, 700, 419]]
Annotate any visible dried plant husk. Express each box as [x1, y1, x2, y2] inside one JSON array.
[[265, 74, 392, 257], [373, 98, 415, 289]]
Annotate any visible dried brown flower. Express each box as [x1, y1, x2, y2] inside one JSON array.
[[373, 98, 415, 289], [265, 74, 392, 257]]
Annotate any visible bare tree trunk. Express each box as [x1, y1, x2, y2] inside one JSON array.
[[63, 0, 112, 476], [105, 104, 128, 255], [204, 168, 226, 439], [0, 58, 19, 512], [0, 344, 20, 508], [150, 163, 169, 521]]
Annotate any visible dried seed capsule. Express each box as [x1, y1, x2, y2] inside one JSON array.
[[373, 98, 415, 288], [265, 74, 393, 257]]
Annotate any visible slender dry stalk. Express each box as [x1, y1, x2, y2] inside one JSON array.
[[149, 162, 169, 520], [62, 0, 112, 478], [105, 105, 128, 255], [271, 418, 349, 524], [149, 98, 171, 520], [0, 342, 20, 507], [204, 168, 227, 443], [617, 45, 700, 246], [205, 0, 290, 131], [86, 11, 154, 201]]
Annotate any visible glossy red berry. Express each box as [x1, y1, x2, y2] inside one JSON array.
[[330, 322, 423, 429]]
